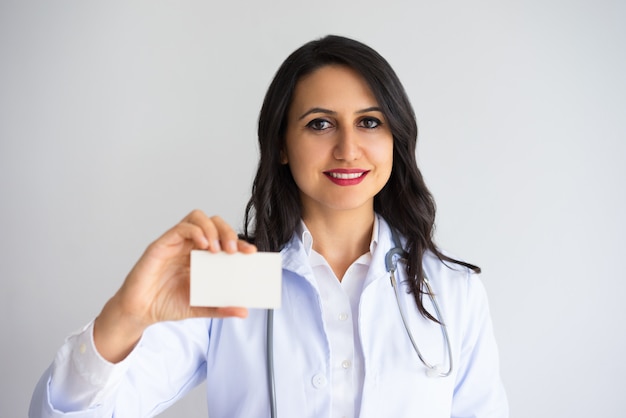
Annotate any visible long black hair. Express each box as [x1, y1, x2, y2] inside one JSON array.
[[243, 35, 479, 322]]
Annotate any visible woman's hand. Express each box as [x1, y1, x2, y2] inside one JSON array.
[[93, 210, 256, 362]]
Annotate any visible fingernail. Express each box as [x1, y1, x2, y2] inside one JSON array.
[[227, 240, 237, 252], [213, 240, 221, 251]]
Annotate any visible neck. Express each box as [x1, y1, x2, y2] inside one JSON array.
[[303, 207, 375, 281]]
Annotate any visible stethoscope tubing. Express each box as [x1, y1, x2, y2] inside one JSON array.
[[390, 268, 453, 377], [266, 309, 278, 418]]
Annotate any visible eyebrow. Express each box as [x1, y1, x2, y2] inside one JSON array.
[[297, 106, 383, 120]]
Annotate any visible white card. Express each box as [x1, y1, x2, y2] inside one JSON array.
[[190, 250, 282, 308]]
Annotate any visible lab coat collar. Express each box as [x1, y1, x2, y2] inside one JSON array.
[[280, 228, 314, 281], [296, 216, 380, 258], [281, 214, 397, 286], [363, 215, 398, 287]]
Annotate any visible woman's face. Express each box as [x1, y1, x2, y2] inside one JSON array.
[[283, 64, 393, 219]]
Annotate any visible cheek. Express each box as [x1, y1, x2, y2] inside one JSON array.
[[287, 140, 325, 167], [376, 139, 394, 184], [372, 137, 394, 167]]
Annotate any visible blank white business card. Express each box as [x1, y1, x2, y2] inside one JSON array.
[[190, 250, 282, 308]]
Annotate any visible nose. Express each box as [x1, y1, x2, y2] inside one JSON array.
[[333, 127, 362, 161]]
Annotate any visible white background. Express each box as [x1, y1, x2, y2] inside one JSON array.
[[1, 1, 624, 417]]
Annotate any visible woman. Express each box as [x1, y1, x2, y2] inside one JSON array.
[[30, 35, 508, 417]]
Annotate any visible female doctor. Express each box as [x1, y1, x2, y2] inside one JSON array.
[[30, 35, 508, 417]]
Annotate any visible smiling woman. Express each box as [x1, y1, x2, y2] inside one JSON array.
[[283, 65, 394, 234], [30, 35, 508, 418]]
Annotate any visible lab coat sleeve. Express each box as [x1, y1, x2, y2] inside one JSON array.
[[451, 275, 509, 418], [29, 318, 211, 417], [29, 320, 132, 417]]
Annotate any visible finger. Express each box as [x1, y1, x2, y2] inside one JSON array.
[[215, 306, 249, 318], [152, 222, 210, 252], [177, 223, 211, 250], [210, 216, 240, 254], [182, 209, 210, 224], [184, 210, 221, 252], [183, 211, 244, 254], [237, 239, 257, 254]]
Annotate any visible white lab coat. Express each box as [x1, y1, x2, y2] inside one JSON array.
[[30, 218, 508, 417]]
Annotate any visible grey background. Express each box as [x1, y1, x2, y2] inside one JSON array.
[[1, 1, 625, 417]]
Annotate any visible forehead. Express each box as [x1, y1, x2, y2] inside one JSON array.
[[289, 65, 379, 115]]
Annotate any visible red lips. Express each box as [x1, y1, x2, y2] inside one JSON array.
[[323, 169, 369, 186]]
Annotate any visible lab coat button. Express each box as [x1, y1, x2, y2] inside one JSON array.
[[338, 312, 348, 321], [341, 360, 351, 369], [311, 373, 327, 388]]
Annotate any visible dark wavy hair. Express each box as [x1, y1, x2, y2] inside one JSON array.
[[243, 35, 479, 321]]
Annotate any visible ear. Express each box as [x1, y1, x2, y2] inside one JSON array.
[[279, 149, 288, 164]]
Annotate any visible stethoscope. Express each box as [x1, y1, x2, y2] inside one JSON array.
[[265, 230, 453, 418]]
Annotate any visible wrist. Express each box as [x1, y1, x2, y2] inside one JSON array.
[[93, 297, 149, 363]]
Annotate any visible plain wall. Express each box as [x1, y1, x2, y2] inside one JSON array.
[[1, 1, 624, 417]]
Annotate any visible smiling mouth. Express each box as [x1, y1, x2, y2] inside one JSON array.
[[323, 170, 369, 185], [326, 171, 366, 180]]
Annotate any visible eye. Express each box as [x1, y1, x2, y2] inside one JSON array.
[[359, 117, 382, 129], [306, 118, 333, 131]]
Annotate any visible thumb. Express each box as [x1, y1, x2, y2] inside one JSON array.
[[189, 306, 249, 319]]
